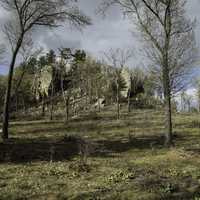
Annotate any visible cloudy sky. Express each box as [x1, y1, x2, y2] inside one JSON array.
[[0, 0, 200, 75]]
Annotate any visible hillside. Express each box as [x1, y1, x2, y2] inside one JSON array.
[[0, 106, 200, 199]]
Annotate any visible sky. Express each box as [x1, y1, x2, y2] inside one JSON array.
[[0, 0, 200, 76]]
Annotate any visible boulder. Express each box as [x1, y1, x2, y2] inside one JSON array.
[[121, 68, 131, 98], [94, 98, 105, 109]]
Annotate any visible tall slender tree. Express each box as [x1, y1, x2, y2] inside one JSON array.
[[100, 0, 196, 146], [0, 0, 91, 139], [103, 48, 130, 119], [46, 50, 56, 121]]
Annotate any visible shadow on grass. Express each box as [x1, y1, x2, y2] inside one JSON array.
[[0, 138, 79, 163], [0, 131, 189, 164], [70, 188, 199, 200], [14, 126, 69, 135], [0, 134, 166, 164], [94, 136, 165, 156], [10, 120, 62, 127]]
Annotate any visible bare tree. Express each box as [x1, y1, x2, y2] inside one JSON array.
[[103, 48, 133, 119], [116, 49, 133, 114], [100, 0, 196, 146], [13, 45, 42, 99], [0, 0, 91, 139], [194, 79, 200, 112], [180, 91, 193, 112], [59, 50, 71, 122]]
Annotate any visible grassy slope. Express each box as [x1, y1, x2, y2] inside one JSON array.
[[0, 107, 200, 199]]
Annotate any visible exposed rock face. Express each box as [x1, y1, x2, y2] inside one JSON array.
[[35, 56, 72, 99], [121, 68, 131, 98], [94, 98, 105, 109], [64, 63, 71, 74], [39, 65, 53, 97], [55, 56, 71, 74]]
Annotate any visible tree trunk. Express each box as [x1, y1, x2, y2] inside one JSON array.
[[65, 97, 70, 122], [15, 95, 18, 113], [164, 90, 173, 146], [2, 37, 23, 140], [22, 95, 26, 114], [42, 96, 45, 116], [50, 83, 54, 121], [128, 89, 131, 113], [98, 98, 101, 112], [97, 90, 101, 112], [50, 99, 54, 121], [199, 95, 200, 113], [163, 61, 173, 147], [188, 101, 191, 113], [60, 72, 70, 122], [181, 94, 183, 112], [13, 66, 26, 98], [116, 81, 120, 120]]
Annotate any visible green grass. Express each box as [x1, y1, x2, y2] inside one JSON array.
[[1, 107, 200, 199]]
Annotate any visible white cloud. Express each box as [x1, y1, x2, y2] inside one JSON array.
[[0, 0, 200, 75]]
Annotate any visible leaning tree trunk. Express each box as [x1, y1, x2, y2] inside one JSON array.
[[2, 37, 23, 140]]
